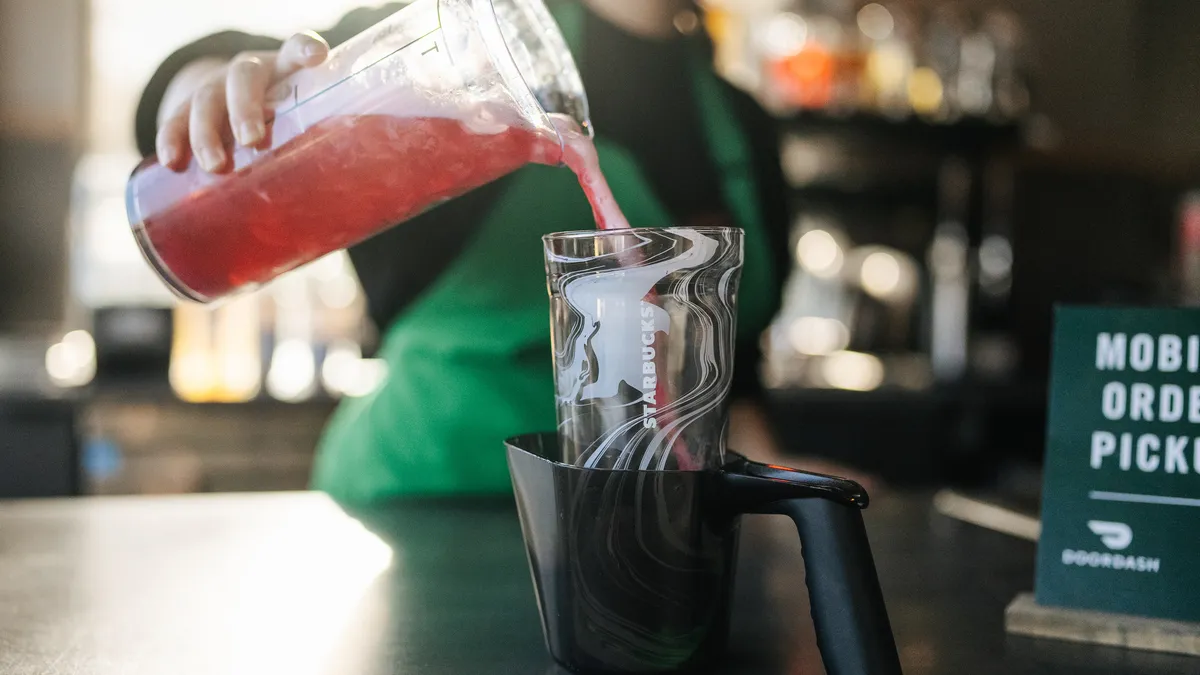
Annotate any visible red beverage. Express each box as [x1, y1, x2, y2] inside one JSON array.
[[553, 117, 630, 231], [132, 112, 628, 301]]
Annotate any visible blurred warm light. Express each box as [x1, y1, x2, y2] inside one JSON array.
[[979, 234, 1013, 281], [310, 252, 349, 282], [322, 341, 388, 398], [272, 273, 311, 310], [929, 227, 968, 276], [219, 352, 263, 402], [45, 330, 97, 388], [321, 345, 358, 396], [795, 230, 844, 278], [170, 300, 265, 403], [673, 10, 700, 35], [860, 251, 902, 298], [788, 317, 850, 356], [822, 350, 885, 391], [957, 33, 996, 115], [908, 67, 944, 115], [785, 47, 834, 97], [171, 305, 216, 402], [702, 6, 731, 44], [266, 339, 318, 402], [853, 246, 918, 302], [929, 225, 970, 380], [763, 12, 807, 58], [866, 43, 914, 99], [857, 3, 894, 41], [214, 298, 263, 402], [319, 274, 360, 310], [808, 15, 843, 45], [781, 135, 827, 185], [171, 352, 215, 402]]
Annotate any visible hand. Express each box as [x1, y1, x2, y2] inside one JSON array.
[[156, 31, 330, 173]]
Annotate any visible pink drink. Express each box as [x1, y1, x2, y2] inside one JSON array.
[[552, 116, 630, 231], [132, 111, 627, 301]]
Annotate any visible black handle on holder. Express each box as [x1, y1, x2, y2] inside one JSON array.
[[722, 460, 903, 675]]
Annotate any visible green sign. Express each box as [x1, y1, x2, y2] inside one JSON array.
[[1036, 306, 1200, 622]]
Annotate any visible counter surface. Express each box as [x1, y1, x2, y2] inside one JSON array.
[[0, 490, 1194, 674]]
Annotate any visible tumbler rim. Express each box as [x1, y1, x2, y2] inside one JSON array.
[[542, 225, 742, 244]]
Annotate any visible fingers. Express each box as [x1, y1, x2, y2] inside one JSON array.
[[225, 34, 327, 151], [275, 31, 330, 79], [226, 54, 270, 148], [155, 31, 328, 174], [189, 79, 230, 173], [157, 102, 192, 171]]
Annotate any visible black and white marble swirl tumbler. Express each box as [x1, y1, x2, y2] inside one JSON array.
[[543, 227, 743, 471]]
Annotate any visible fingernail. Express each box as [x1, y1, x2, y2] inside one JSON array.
[[237, 121, 265, 146], [158, 144, 177, 167], [198, 147, 224, 172], [304, 42, 323, 58]]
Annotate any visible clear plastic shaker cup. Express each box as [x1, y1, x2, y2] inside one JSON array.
[[127, 0, 590, 303]]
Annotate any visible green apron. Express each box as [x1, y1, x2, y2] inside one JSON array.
[[313, 4, 777, 504]]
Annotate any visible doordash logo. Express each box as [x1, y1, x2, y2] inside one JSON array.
[[1087, 521, 1133, 551], [1061, 521, 1160, 574]]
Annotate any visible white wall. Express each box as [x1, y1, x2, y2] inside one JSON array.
[[88, 0, 370, 153], [0, 0, 87, 331], [0, 0, 86, 140]]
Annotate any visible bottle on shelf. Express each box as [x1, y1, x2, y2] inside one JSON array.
[[863, 2, 916, 119], [926, 3, 974, 120], [984, 8, 1030, 121], [927, 157, 972, 382], [956, 11, 998, 118], [724, 0, 1029, 124]]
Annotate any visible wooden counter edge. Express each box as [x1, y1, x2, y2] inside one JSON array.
[[1005, 592, 1200, 657]]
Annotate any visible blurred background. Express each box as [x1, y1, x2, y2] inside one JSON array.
[[0, 0, 1197, 499]]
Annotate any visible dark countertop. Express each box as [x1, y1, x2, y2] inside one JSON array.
[[0, 490, 1195, 675]]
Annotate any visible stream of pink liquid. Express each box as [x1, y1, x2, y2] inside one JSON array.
[[553, 120, 694, 469], [550, 115, 630, 231]]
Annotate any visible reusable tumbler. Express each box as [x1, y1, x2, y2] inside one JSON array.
[[544, 227, 743, 471]]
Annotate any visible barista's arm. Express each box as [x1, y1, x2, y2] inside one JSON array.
[[134, 4, 407, 166]]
